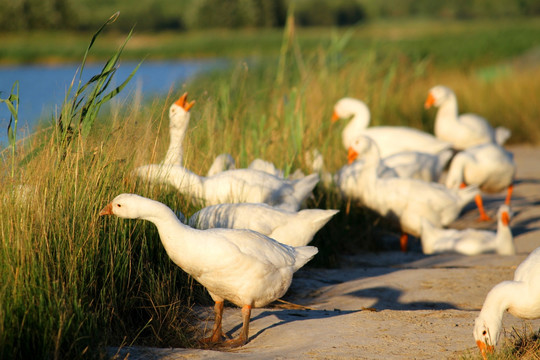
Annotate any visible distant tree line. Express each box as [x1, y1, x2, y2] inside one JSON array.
[[0, 0, 76, 30], [0, 0, 539, 32]]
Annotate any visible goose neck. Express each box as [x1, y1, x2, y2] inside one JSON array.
[[163, 114, 190, 166], [343, 109, 370, 147], [141, 203, 200, 269], [445, 154, 467, 189], [435, 94, 459, 124], [362, 142, 381, 169], [495, 220, 514, 255]]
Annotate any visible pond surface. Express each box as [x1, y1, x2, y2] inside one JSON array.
[[0, 59, 226, 146]]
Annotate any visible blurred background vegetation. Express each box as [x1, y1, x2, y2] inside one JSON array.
[[1, 0, 539, 32]]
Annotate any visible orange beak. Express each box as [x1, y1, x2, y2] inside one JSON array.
[[175, 92, 187, 107], [476, 340, 494, 360], [99, 203, 113, 216], [331, 110, 340, 123], [347, 147, 358, 164], [174, 92, 195, 112], [501, 211, 510, 226], [424, 92, 436, 109]]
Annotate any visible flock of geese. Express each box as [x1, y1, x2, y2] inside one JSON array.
[[99, 86, 538, 358]]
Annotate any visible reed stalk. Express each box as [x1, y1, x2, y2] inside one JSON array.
[[0, 81, 20, 178]]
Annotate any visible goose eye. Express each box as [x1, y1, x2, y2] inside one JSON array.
[[117, 204, 122, 208], [482, 330, 487, 336]]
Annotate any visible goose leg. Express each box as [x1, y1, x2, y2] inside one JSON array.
[[504, 184, 514, 206], [400, 233, 408, 252], [461, 182, 492, 221], [201, 301, 224, 344], [474, 194, 492, 222], [223, 305, 252, 348]]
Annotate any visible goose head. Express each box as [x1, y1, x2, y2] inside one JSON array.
[[347, 135, 375, 164], [169, 92, 195, 126], [424, 85, 453, 109], [498, 205, 512, 226], [332, 97, 370, 125], [99, 193, 152, 219], [496, 204, 515, 255], [473, 316, 496, 359]]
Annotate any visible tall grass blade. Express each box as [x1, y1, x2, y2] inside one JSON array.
[[56, 15, 140, 144], [276, 6, 295, 87], [0, 81, 20, 177], [81, 61, 142, 138], [79, 12, 120, 77]]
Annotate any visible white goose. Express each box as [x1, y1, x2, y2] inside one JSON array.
[[424, 85, 511, 150], [100, 194, 318, 347], [162, 92, 195, 166], [346, 141, 453, 183], [420, 205, 514, 255], [307, 147, 449, 195], [247, 158, 284, 178], [163, 93, 303, 181], [135, 164, 320, 212], [445, 142, 515, 221], [331, 97, 452, 158], [473, 246, 540, 359], [206, 153, 236, 177], [154, 92, 236, 176], [335, 156, 397, 203], [247, 158, 306, 180], [136, 95, 320, 211], [347, 135, 478, 251], [159, 94, 242, 178], [381, 149, 453, 183], [207, 156, 305, 180], [189, 203, 339, 247], [334, 150, 451, 214]]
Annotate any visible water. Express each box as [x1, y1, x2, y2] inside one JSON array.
[[0, 59, 225, 146]]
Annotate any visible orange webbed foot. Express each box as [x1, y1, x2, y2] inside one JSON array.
[[222, 336, 247, 348], [199, 331, 224, 345]]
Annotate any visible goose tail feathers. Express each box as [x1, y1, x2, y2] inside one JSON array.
[[293, 246, 318, 271]]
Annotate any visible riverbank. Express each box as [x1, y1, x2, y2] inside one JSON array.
[[1, 18, 539, 65]]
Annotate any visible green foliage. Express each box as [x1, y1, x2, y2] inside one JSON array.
[[57, 12, 141, 146], [0, 82, 19, 177], [187, 0, 287, 29], [2, 17, 540, 70], [0, 0, 77, 31], [358, 0, 540, 19], [1, 0, 539, 32], [1, 83, 19, 148], [294, 0, 366, 27]]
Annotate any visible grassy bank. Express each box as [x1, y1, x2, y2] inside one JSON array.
[[2, 17, 540, 359], [1, 18, 540, 67]]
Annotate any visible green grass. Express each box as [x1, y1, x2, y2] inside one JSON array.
[[2, 16, 540, 360]]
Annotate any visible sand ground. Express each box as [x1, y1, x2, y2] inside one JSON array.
[[111, 144, 540, 360]]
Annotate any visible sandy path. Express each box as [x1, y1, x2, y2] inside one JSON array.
[[111, 144, 540, 360]]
